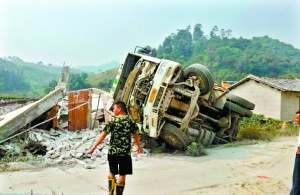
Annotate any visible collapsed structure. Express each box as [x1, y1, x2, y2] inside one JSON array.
[[0, 66, 118, 167], [0, 66, 110, 144]]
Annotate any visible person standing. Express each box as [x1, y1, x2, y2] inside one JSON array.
[[89, 101, 143, 195], [290, 110, 300, 195]]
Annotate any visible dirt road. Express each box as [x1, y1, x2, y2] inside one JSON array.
[[0, 136, 297, 195]]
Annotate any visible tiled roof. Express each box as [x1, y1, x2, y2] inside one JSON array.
[[228, 74, 300, 92]]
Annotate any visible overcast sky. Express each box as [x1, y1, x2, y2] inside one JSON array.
[[0, 0, 299, 66]]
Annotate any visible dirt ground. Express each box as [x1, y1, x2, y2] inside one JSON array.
[[0, 136, 297, 195]]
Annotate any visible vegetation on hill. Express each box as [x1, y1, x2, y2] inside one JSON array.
[[86, 68, 118, 92], [156, 24, 300, 81], [0, 57, 84, 97], [67, 73, 92, 91], [0, 59, 31, 94], [0, 57, 62, 97]]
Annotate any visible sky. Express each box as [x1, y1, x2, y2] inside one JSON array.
[[0, 0, 299, 67]]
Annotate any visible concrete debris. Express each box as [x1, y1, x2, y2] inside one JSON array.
[[13, 127, 146, 169]]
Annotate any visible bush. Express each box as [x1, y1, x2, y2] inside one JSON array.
[[188, 142, 206, 156], [237, 114, 298, 140]]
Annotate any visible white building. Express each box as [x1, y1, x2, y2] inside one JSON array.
[[228, 74, 300, 120]]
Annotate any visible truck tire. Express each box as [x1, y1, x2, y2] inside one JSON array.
[[226, 93, 255, 110], [160, 123, 190, 150], [183, 64, 214, 96], [226, 115, 239, 141], [198, 128, 215, 147], [224, 101, 252, 117]]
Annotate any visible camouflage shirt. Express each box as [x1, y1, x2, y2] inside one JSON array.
[[103, 116, 138, 156]]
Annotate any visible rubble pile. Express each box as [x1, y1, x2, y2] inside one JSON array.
[[26, 127, 146, 169], [25, 127, 106, 168]]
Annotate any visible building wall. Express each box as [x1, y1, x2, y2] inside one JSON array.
[[230, 80, 282, 119], [281, 92, 300, 120]]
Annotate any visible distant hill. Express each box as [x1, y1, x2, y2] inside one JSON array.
[[73, 61, 119, 73], [0, 57, 82, 97], [0, 56, 119, 98]]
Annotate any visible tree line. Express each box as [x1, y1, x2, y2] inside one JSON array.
[[154, 24, 300, 81]]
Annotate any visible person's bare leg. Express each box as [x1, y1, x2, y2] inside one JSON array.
[[117, 175, 126, 184], [108, 172, 115, 179]]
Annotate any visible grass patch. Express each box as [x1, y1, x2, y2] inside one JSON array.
[[237, 114, 298, 140], [0, 94, 25, 99], [223, 139, 262, 148]]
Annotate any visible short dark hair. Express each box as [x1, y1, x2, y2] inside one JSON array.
[[115, 101, 128, 114], [296, 110, 300, 114]]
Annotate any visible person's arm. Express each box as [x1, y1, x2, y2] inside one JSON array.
[[133, 133, 143, 154], [89, 131, 107, 154]]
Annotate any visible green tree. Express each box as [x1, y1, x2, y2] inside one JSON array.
[[225, 29, 232, 38], [172, 27, 193, 58], [209, 26, 219, 38], [162, 36, 173, 54], [193, 24, 204, 42], [68, 73, 92, 90], [44, 79, 58, 94], [151, 48, 157, 57], [0, 70, 30, 92]]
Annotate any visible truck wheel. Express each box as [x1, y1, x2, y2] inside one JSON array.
[[160, 123, 190, 150], [224, 101, 252, 117], [183, 63, 214, 96], [226, 93, 255, 110]]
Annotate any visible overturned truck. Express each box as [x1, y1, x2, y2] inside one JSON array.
[[108, 51, 255, 149]]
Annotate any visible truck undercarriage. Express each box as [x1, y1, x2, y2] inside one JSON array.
[[109, 52, 255, 150]]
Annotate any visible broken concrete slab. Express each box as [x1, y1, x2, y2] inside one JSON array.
[[0, 88, 65, 142]]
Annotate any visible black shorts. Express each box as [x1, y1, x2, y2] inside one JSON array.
[[108, 155, 132, 175]]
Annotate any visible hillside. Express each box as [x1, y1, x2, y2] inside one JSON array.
[[0, 57, 82, 97], [86, 68, 118, 92], [0, 56, 118, 98], [156, 24, 300, 81]]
